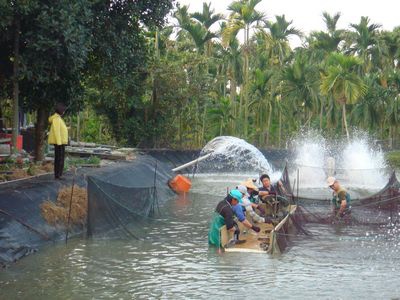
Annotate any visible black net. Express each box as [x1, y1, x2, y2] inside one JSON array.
[[280, 166, 400, 225], [86, 155, 175, 239]]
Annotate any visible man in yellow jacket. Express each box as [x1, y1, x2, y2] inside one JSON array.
[[48, 103, 68, 179]]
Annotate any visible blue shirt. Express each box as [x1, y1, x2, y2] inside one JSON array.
[[232, 204, 246, 222]]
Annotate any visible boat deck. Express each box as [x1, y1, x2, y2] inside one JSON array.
[[220, 205, 297, 254]]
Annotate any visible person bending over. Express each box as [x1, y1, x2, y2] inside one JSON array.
[[237, 185, 271, 224], [208, 189, 260, 247]]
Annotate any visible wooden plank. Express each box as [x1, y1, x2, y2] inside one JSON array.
[[65, 149, 126, 160], [220, 222, 273, 253], [221, 205, 298, 254]]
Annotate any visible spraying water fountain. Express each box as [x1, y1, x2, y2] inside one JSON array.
[[289, 130, 390, 199], [339, 136, 388, 188], [290, 132, 328, 189], [196, 136, 281, 181]]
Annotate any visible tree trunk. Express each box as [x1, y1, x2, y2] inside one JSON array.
[[12, 16, 20, 152], [342, 104, 350, 142], [230, 77, 237, 134], [0, 103, 4, 130], [319, 98, 324, 130], [265, 103, 272, 146], [35, 107, 48, 162], [178, 112, 182, 148], [278, 110, 282, 148], [201, 103, 207, 146], [77, 111, 80, 143], [389, 126, 393, 150], [242, 25, 250, 138]]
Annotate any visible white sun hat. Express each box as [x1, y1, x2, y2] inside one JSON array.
[[237, 185, 249, 197], [326, 176, 336, 187]]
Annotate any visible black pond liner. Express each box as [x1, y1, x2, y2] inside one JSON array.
[[0, 154, 180, 268], [0, 171, 86, 267]]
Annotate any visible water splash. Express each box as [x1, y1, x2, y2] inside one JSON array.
[[290, 131, 328, 188], [199, 136, 281, 181], [290, 130, 389, 190], [339, 136, 388, 188]]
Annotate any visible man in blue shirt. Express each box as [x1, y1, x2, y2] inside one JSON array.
[[208, 189, 260, 246]]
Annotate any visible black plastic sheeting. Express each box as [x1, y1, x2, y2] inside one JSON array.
[[0, 172, 86, 268], [0, 154, 178, 267]]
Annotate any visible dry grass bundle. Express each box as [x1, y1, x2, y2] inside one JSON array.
[[41, 186, 87, 227], [8, 169, 27, 180], [42, 162, 53, 173]]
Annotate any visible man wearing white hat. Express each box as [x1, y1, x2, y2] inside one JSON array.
[[327, 176, 351, 218]]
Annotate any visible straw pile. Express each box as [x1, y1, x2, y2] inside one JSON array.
[[41, 186, 87, 227], [8, 169, 27, 180]]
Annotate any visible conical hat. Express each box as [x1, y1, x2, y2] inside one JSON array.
[[241, 179, 259, 191]]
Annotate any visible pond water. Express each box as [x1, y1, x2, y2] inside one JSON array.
[[1, 174, 400, 299]]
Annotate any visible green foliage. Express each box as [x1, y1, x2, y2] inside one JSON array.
[[2, 1, 400, 151], [385, 151, 400, 169], [64, 156, 101, 171]]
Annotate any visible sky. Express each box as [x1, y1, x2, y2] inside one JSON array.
[[174, 0, 400, 47]]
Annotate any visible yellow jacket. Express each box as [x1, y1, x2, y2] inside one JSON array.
[[48, 113, 68, 145]]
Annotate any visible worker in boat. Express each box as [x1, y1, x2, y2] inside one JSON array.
[[327, 177, 352, 218], [208, 189, 261, 247], [242, 179, 260, 204], [237, 185, 271, 224], [258, 174, 290, 220], [258, 174, 277, 199]]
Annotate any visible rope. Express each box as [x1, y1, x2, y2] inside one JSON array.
[[274, 230, 400, 241], [288, 162, 389, 171]]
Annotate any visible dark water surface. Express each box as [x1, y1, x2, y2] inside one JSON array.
[[1, 174, 400, 299]]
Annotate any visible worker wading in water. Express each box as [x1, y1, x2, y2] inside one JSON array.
[[327, 177, 352, 219]]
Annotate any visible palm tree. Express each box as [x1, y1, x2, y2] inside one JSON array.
[[262, 15, 302, 66], [320, 53, 367, 140], [250, 67, 274, 145], [174, 4, 216, 54], [219, 28, 243, 132], [280, 52, 320, 129], [351, 75, 385, 131], [207, 96, 235, 136], [259, 15, 302, 143], [308, 12, 344, 53], [346, 16, 381, 74], [223, 0, 265, 137], [191, 2, 224, 56]]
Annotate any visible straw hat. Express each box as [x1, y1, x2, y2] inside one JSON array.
[[327, 176, 336, 187], [241, 179, 259, 191]]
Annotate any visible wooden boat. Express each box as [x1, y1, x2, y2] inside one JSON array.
[[218, 204, 299, 255]]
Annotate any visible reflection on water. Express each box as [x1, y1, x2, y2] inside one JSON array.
[[1, 175, 400, 299]]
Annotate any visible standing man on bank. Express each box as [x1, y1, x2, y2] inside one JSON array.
[[48, 103, 68, 180]]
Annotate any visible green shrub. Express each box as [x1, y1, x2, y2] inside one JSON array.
[[385, 151, 400, 168]]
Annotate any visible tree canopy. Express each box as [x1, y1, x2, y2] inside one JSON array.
[[1, 1, 400, 155]]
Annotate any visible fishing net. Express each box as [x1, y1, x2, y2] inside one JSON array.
[[280, 165, 400, 225], [86, 155, 175, 239]]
